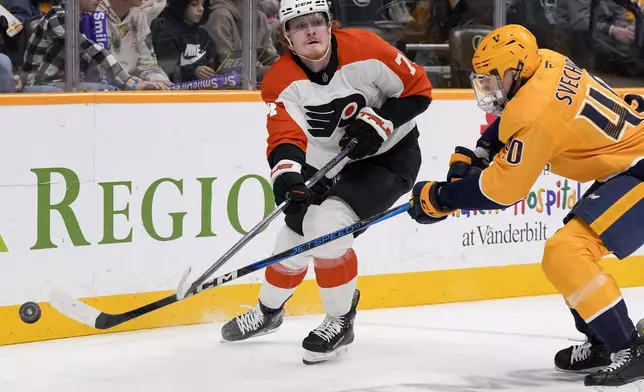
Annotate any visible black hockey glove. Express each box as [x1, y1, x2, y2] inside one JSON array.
[[270, 160, 310, 215], [446, 146, 490, 183], [339, 107, 393, 160], [408, 181, 452, 224]]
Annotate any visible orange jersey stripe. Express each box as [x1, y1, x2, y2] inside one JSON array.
[[264, 102, 308, 159], [261, 56, 309, 159], [265, 264, 308, 289], [314, 249, 358, 289]]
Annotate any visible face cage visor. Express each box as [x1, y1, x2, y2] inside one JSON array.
[[470, 72, 508, 117]]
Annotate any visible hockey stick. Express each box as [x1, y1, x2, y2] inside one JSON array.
[[49, 202, 412, 330], [175, 138, 358, 300], [49, 139, 357, 327]]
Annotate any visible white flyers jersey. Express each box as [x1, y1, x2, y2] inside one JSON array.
[[261, 28, 433, 177]]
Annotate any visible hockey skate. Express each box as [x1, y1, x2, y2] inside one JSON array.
[[554, 340, 611, 374], [220, 301, 285, 343], [584, 337, 644, 387], [302, 289, 360, 365]]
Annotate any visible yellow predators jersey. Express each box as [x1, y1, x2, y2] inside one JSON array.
[[480, 49, 644, 206]]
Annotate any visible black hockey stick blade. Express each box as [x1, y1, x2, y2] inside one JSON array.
[[49, 289, 178, 330]]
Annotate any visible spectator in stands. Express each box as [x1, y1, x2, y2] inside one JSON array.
[[98, 0, 171, 87], [556, 0, 634, 47], [0, 52, 20, 92], [151, 0, 217, 83], [0, 1, 39, 82], [139, 0, 166, 26], [22, 0, 161, 91], [202, 0, 278, 80], [386, 0, 414, 23], [258, 0, 278, 47], [555, 0, 637, 73], [1, 9, 61, 92], [0, 0, 43, 23], [0, 12, 19, 92]]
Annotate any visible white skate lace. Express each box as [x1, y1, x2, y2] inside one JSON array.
[[601, 348, 632, 372], [570, 342, 593, 364], [235, 305, 265, 335], [312, 315, 344, 342]]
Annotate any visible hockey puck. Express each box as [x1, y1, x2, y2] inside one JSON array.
[[19, 302, 42, 324]]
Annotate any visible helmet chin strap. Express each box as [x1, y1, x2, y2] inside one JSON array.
[[506, 61, 525, 101], [286, 27, 332, 63]]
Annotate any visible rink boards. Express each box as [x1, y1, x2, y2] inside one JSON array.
[[1, 89, 643, 346]]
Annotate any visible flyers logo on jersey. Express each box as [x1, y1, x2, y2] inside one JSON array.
[[304, 93, 367, 137]]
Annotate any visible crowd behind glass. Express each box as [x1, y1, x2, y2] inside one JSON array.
[[0, 0, 642, 93]]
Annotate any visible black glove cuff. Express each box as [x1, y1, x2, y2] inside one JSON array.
[[268, 143, 306, 169], [433, 182, 453, 213]]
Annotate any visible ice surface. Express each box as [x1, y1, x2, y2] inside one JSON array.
[[3, 287, 644, 392]]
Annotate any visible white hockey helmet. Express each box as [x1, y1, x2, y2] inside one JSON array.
[[279, 0, 330, 29]]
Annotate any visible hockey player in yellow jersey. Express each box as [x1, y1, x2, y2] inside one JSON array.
[[408, 24, 644, 387]]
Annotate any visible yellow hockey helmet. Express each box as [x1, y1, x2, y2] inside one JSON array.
[[470, 25, 541, 115]]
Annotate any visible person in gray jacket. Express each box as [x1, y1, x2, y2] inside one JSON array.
[[201, 0, 278, 80], [554, 0, 635, 71]]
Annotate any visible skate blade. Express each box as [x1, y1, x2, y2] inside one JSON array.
[[591, 379, 644, 391], [220, 327, 279, 343], [302, 346, 349, 365], [554, 365, 605, 375]]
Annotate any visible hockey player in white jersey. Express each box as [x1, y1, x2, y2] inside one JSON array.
[[220, 0, 433, 364]]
